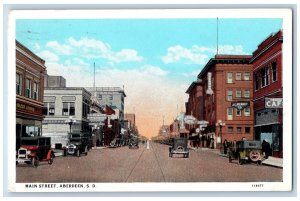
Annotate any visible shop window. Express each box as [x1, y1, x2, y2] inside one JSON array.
[[244, 72, 251, 80], [244, 90, 250, 98], [16, 73, 22, 95], [98, 94, 102, 100], [227, 72, 233, 83], [236, 90, 241, 98], [109, 95, 113, 100], [227, 108, 233, 120], [245, 127, 251, 133], [227, 90, 233, 101], [21, 119, 41, 137], [236, 72, 242, 81], [237, 127, 242, 133], [244, 107, 251, 116], [272, 62, 277, 82], [25, 78, 32, 98]]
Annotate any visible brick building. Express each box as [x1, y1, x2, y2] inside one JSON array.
[[16, 40, 47, 150], [197, 55, 254, 147], [185, 79, 204, 121], [250, 30, 283, 157]]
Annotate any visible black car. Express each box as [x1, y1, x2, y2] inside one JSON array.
[[169, 137, 189, 158], [65, 132, 89, 157], [129, 136, 139, 149]]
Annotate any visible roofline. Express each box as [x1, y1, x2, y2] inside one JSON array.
[[185, 80, 202, 94], [197, 55, 252, 78]]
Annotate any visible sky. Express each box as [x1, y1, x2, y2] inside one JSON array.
[[16, 18, 283, 139]]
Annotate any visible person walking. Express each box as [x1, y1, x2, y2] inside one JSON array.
[[223, 139, 229, 155]]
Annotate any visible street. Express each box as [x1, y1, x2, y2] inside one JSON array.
[[16, 141, 282, 183]]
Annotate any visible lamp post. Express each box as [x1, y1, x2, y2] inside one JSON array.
[[215, 120, 225, 147], [65, 116, 76, 134]]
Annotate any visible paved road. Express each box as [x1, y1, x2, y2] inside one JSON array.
[[16, 142, 282, 183]]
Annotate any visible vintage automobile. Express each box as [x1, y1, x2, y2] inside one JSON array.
[[129, 136, 139, 149], [169, 137, 189, 158], [228, 140, 263, 165], [16, 137, 55, 167], [65, 132, 89, 157]]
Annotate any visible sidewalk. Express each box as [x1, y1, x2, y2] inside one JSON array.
[[190, 147, 283, 168]]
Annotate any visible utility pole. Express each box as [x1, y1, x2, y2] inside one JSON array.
[[217, 17, 219, 55]]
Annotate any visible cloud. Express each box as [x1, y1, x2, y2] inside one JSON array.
[[36, 50, 59, 62], [140, 65, 168, 76], [46, 41, 72, 55], [162, 44, 248, 64], [46, 37, 143, 64]]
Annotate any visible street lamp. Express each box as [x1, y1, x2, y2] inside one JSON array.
[[65, 116, 76, 134], [215, 120, 226, 146]]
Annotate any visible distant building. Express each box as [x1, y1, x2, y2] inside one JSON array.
[[44, 75, 66, 88], [185, 79, 204, 121], [86, 87, 126, 120], [42, 87, 92, 147], [124, 113, 135, 131], [250, 30, 283, 157], [16, 40, 47, 150]]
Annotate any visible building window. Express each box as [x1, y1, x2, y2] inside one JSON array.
[[244, 90, 250, 98], [98, 94, 102, 100], [244, 107, 251, 116], [227, 108, 233, 120], [272, 62, 277, 82], [227, 90, 233, 101], [32, 82, 38, 101], [254, 73, 259, 90], [227, 72, 233, 83], [244, 72, 251, 80], [16, 73, 22, 95], [62, 102, 75, 116], [237, 127, 242, 133], [261, 67, 270, 87], [109, 95, 113, 100], [43, 102, 55, 116], [25, 78, 32, 98], [236, 90, 241, 98], [228, 127, 233, 133], [245, 127, 251, 133], [236, 72, 242, 81], [236, 109, 241, 116]]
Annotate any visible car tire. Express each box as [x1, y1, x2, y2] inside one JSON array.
[[257, 160, 262, 166], [48, 153, 54, 165], [76, 149, 80, 157], [63, 149, 67, 157], [85, 146, 88, 156], [32, 156, 39, 167]]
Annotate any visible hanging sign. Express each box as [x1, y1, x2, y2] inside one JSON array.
[[231, 101, 250, 110]]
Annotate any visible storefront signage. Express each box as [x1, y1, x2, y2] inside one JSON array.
[[231, 101, 250, 110], [265, 98, 283, 108], [16, 102, 39, 114]]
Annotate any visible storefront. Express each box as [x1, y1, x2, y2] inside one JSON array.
[[16, 99, 43, 150]]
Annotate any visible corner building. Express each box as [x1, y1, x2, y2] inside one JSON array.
[[16, 40, 47, 150], [197, 55, 254, 147], [250, 30, 283, 158]]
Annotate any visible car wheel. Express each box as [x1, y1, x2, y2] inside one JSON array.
[[48, 154, 54, 165], [85, 146, 88, 156], [16, 161, 18, 166], [170, 153, 173, 158], [257, 160, 262, 166], [76, 149, 80, 157], [32, 156, 39, 167], [229, 156, 232, 163]]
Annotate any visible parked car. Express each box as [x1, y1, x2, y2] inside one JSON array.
[[228, 140, 263, 165], [16, 137, 55, 167], [65, 132, 89, 157], [169, 137, 189, 158], [129, 136, 139, 149]]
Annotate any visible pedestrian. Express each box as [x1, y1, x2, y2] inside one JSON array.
[[223, 139, 229, 155], [262, 140, 271, 159]]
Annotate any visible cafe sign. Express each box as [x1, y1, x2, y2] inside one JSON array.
[[265, 98, 283, 108], [231, 101, 250, 110]]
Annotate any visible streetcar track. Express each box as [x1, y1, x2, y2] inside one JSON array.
[[124, 146, 146, 182], [151, 142, 167, 182]]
